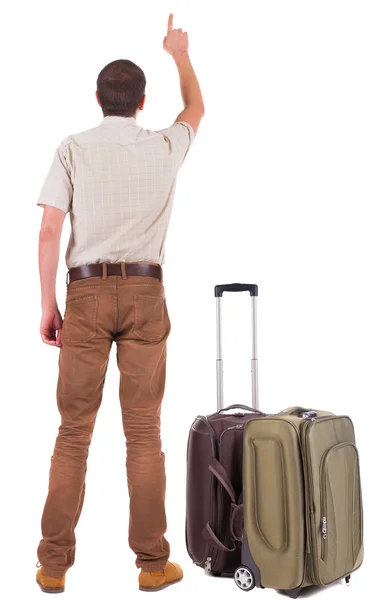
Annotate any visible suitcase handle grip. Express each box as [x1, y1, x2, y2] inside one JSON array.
[[281, 406, 314, 416], [214, 283, 258, 297], [218, 404, 265, 415]]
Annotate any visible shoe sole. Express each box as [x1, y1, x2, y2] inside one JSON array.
[[36, 580, 65, 594], [139, 576, 183, 592]]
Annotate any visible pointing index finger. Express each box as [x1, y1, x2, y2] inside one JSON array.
[[167, 13, 174, 33]]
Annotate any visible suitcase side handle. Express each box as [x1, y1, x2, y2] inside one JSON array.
[[280, 406, 318, 420], [218, 404, 265, 415], [214, 283, 258, 297]]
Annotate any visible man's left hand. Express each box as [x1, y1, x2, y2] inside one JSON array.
[[40, 307, 63, 347]]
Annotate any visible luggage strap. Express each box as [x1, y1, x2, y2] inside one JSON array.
[[209, 457, 236, 503], [201, 458, 243, 552]]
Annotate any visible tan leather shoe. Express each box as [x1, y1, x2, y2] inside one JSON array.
[[139, 561, 183, 592], [36, 567, 65, 594]]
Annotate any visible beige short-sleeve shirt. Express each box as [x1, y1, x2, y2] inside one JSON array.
[[37, 116, 194, 269]]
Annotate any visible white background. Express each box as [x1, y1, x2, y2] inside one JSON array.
[[1, 0, 380, 598]]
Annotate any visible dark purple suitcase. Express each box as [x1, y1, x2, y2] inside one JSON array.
[[186, 284, 266, 576]]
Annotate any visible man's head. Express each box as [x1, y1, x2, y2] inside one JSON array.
[[96, 59, 146, 118]]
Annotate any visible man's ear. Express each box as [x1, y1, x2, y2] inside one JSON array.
[[138, 94, 146, 111], [95, 90, 101, 107]]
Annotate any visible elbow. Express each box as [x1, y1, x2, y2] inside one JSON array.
[[189, 100, 205, 118], [39, 224, 61, 244]]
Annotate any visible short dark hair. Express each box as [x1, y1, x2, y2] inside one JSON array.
[[96, 59, 146, 117]]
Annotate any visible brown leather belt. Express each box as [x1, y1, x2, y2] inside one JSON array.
[[67, 263, 162, 284]]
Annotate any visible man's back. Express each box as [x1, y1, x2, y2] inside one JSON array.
[[38, 116, 194, 268]]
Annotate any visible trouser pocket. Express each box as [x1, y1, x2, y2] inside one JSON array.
[[132, 294, 170, 342], [61, 295, 98, 345]]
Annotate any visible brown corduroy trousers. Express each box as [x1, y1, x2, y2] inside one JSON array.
[[37, 274, 171, 577]]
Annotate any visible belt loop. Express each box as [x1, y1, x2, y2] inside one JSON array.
[[102, 263, 108, 280], [121, 262, 127, 279], [66, 271, 70, 286], [160, 267, 163, 283]]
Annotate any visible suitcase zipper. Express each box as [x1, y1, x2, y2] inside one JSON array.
[[319, 444, 334, 564], [219, 424, 244, 444], [320, 445, 329, 564], [321, 516, 328, 562], [204, 557, 212, 574]]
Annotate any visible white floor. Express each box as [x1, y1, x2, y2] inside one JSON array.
[[11, 542, 372, 600]]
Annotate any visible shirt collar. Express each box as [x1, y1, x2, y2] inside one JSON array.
[[100, 116, 137, 125]]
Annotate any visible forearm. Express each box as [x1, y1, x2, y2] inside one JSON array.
[[39, 229, 60, 309], [174, 52, 204, 111]]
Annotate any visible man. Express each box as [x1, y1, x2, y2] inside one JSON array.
[[35, 14, 204, 594]]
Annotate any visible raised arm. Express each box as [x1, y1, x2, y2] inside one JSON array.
[[163, 13, 205, 135]]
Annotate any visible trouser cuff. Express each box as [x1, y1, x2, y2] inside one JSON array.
[[40, 565, 67, 578], [137, 560, 168, 572]]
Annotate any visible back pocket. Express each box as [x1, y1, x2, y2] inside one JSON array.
[[133, 294, 168, 341], [62, 295, 98, 345]]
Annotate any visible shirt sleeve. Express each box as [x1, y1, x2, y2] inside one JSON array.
[[157, 121, 195, 167], [36, 142, 73, 214]]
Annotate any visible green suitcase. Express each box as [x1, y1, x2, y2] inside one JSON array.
[[235, 407, 364, 597]]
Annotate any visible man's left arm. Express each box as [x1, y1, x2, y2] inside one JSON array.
[[39, 207, 66, 346], [37, 141, 73, 346]]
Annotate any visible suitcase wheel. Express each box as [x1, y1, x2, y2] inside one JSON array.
[[234, 566, 255, 591]]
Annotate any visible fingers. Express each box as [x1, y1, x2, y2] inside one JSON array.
[[41, 335, 59, 346], [41, 330, 62, 347], [167, 13, 173, 33]]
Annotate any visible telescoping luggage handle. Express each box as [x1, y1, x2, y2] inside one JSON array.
[[214, 283, 259, 412]]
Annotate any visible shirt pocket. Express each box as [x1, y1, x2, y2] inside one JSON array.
[[61, 295, 98, 345], [132, 294, 169, 342]]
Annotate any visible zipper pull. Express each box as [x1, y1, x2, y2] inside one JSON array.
[[205, 557, 212, 574], [321, 516, 328, 539]]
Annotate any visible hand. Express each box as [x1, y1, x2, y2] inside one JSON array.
[[40, 306, 63, 347], [163, 13, 189, 58]]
